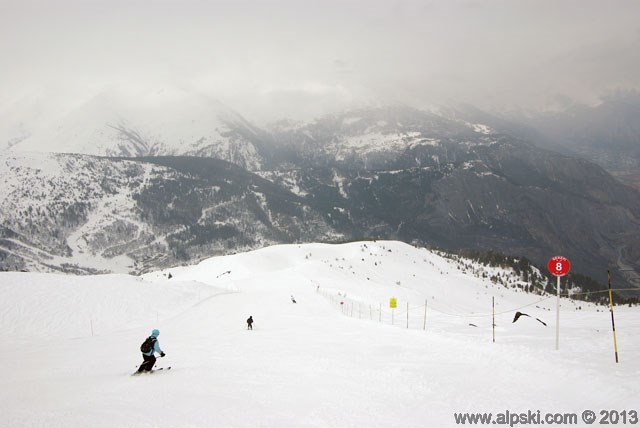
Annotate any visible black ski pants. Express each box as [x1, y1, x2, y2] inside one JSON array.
[[138, 354, 156, 372]]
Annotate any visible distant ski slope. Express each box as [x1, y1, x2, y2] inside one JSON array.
[[0, 241, 638, 428]]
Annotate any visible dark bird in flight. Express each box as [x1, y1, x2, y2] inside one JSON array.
[[513, 311, 547, 326]]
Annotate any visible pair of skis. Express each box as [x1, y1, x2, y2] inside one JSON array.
[[132, 366, 171, 376]]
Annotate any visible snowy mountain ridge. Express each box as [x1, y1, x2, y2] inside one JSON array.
[[2, 98, 640, 291], [2, 86, 267, 170], [2, 89, 497, 172]]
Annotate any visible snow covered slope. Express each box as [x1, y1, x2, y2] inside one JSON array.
[[0, 153, 340, 274], [0, 152, 170, 273], [1, 241, 638, 427]]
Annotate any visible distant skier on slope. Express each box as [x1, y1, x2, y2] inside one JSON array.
[[291, 295, 297, 303], [247, 316, 253, 330], [137, 329, 166, 373]]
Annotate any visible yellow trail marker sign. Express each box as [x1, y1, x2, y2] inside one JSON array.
[[389, 297, 397, 309]]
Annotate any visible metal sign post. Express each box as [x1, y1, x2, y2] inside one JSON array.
[[492, 297, 495, 343], [555, 275, 560, 350], [607, 270, 620, 363], [548, 256, 571, 350], [390, 297, 397, 325]]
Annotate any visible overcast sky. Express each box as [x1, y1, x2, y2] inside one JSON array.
[[1, 0, 639, 123]]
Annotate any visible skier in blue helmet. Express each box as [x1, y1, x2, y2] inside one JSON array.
[[137, 329, 165, 373]]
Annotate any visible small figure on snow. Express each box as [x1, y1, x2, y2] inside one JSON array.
[[247, 315, 253, 330], [290, 295, 297, 304], [137, 329, 165, 373]]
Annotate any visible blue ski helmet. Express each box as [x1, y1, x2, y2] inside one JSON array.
[[152, 329, 160, 337]]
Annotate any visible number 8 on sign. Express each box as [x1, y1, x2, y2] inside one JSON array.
[[548, 256, 570, 277]]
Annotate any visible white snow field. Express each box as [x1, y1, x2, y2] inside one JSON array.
[[0, 241, 638, 428]]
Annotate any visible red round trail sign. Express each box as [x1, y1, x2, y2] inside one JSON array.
[[548, 256, 571, 277]]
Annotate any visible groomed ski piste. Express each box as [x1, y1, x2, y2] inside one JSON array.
[[1, 241, 638, 427]]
